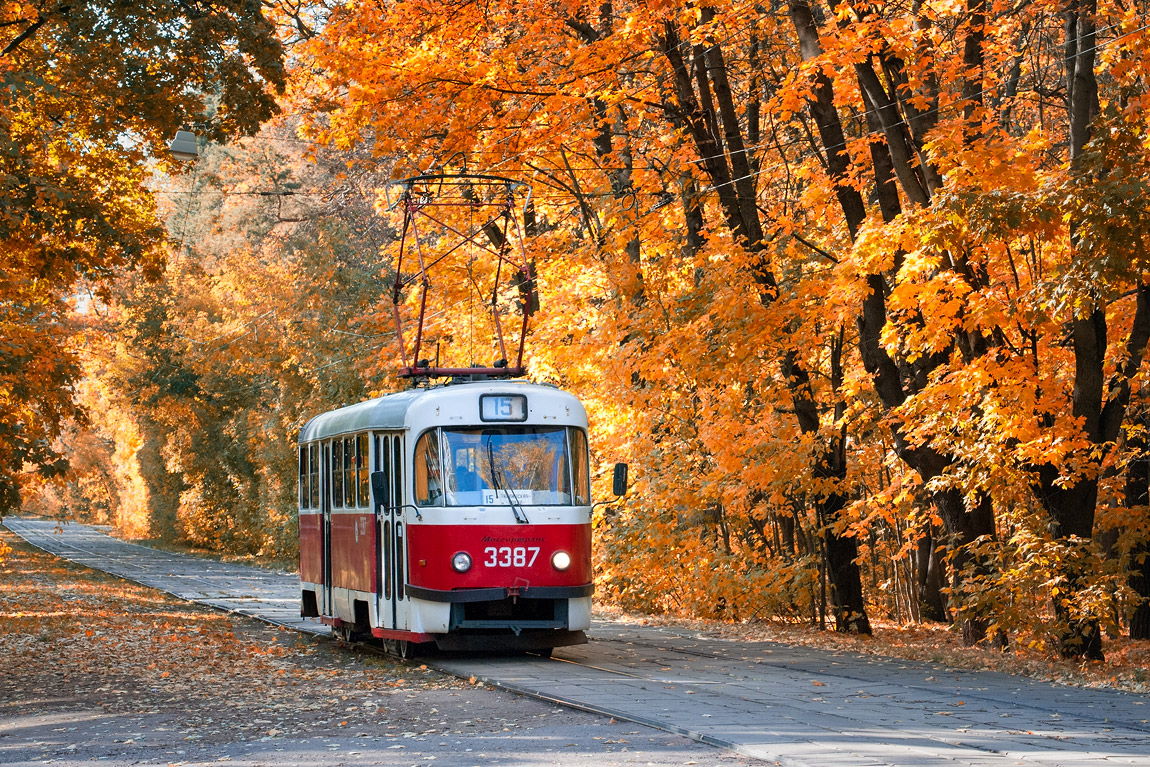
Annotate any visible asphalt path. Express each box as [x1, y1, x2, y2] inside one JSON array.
[[6, 518, 1150, 767]]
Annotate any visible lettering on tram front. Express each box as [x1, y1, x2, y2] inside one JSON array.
[[483, 546, 541, 568]]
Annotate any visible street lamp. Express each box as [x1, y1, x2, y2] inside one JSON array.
[[168, 130, 199, 162]]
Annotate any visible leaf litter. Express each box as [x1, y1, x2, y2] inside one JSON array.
[[0, 531, 756, 766]]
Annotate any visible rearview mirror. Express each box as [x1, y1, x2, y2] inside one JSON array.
[[612, 462, 629, 497], [370, 470, 387, 508]]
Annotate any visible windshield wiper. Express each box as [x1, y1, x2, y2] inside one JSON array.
[[486, 437, 529, 524]]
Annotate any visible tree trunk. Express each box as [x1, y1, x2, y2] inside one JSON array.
[[137, 415, 183, 541], [660, 13, 869, 633], [1033, 0, 1104, 658], [1125, 404, 1150, 639], [820, 492, 871, 634], [933, 488, 997, 643], [780, 511, 796, 557], [1130, 541, 1150, 640], [785, 348, 872, 635], [916, 527, 948, 622]]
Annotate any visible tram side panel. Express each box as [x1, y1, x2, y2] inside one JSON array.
[[325, 433, 379, 626], [299, 435, 379, 624], [328, 513, 376, 593], [298, 442, 323, 617], [298, 514, 323, 585]]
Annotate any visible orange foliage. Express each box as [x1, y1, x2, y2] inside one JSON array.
[[29, 0, 1150, 655], [290, 0, 1150, 650], [0, 1, 284, 513]]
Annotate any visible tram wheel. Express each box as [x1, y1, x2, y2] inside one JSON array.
[[335, 623, 371, 644], [383, 639, 414, 658]]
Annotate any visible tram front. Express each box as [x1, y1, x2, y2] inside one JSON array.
[[402, 381, 594, 651]]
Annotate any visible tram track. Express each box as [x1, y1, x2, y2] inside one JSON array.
[[558, 632, 1150, 733], [328, 628, 813, 756], [326, 634, 717, 750], [396, 642, 750, 756], [540, 649, 649, 679]]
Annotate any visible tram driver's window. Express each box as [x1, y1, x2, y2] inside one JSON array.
[[453, 447, 486, 492], [414, 430, 443, 506]]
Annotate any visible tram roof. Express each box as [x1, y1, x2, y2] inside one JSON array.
[[297, 380, 583, 444]]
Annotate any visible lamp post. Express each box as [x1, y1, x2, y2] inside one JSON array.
[[167, 130, 199, 162]]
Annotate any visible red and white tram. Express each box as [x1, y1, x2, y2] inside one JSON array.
[[298, 378, 611, 654]]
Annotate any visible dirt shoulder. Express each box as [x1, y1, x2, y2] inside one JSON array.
[[0, 531, 756, 767]]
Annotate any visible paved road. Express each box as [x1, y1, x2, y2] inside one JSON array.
[[7, 518, 1150, 767]]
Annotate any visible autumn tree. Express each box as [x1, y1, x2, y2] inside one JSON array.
[[40, 126, 397, 553], [778, 0, 1150, 655], [771, 0, 1006, 643], [34, 0, 1150, 657], [0, 1, 284, 512]]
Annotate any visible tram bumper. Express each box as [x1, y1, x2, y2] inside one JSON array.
[[433, 628, 587, 652], [406, 584, 592, 649]]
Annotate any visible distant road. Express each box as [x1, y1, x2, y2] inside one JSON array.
[[8, 517, 1150, 767]]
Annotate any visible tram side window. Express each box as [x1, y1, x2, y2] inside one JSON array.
[[332, 439, 344, 509], [379, 434, 391, 506], [308, 443, 320, 508], [569, 428, 590, 505], [392, 436, 402, 508], [343, 436, 355, 508], [298, 446, 308, 509], [414, 430, 443, 506], [357, 433, 369, 508]]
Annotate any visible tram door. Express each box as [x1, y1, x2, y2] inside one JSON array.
[[374, 433, 406, 629], [321, 441, 333, 616]]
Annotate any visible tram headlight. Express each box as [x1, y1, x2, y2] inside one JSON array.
[[551, 550, 572, 571], [451, 552, 472, 573]]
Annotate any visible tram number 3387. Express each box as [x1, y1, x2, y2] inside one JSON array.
[[483, 546, 540, 568]]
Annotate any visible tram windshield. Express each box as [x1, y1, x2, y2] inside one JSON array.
[[415, 426, 590, 507]]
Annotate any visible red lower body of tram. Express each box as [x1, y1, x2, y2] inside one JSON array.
[[300, 512, 593, 653]]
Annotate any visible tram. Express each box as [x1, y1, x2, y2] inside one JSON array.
[[297, 376, 620, 655]]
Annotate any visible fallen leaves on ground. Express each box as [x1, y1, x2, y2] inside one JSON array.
[[0, 531, 463, 743]]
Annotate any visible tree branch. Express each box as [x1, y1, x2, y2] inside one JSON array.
[[2, 5, 71, 58]]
